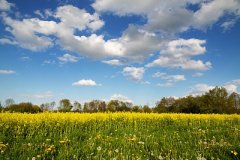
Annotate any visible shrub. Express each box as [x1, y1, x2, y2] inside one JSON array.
[[6, 102, 42, 113]]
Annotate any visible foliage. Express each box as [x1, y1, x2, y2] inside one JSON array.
[[83, 100, 106, 112], [1, 86, 240, 114], [40, 101, 55, 111], [58, 99, 72, 112], [5, 102, 41, 113], [0, 113, 239, 159], [142, 105, 152, 113], [73, 101, 82, 112], [154, 87, 240, 114], [107, 100, 132, 112], [0, 102, 2, 112], [4, 98, 15, 107]]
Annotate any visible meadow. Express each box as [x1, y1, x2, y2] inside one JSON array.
[[0, 113, 239, 160]]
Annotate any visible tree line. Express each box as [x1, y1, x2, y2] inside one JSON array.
[[1, 87, 239, 114]]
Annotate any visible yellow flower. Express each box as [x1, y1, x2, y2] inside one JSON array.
[[128, 137, 137, 141], [231, 150, 238, 156]]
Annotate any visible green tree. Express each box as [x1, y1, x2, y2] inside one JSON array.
[[204, 87, 229, 113], [107, 100, 118, 112], [58, 99, 72, 112], [176, 96, 201, 113], [73, 101, 82, 112], [142, 105, 152, 113], [228, 92, 240, 113], [132, 105, 141, 112], [5, 98, 15, 107], [0, 101, 2, 112], [83, 100, 106, 112], [155, 97, 176, 113], [98, 101, 107, 112], [6, 102, 41, 113], [50, 101, 56, 111]]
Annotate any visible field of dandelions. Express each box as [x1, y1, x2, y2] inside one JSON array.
[[0, 113, 239, 160]]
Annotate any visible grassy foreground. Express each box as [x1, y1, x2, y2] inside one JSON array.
[[0, 113, 239, 160]]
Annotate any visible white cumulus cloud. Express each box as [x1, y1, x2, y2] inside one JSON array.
[[93, 0, 240, 33], [146, 38, 212, 70], [122, 67, 145, 81], [223, 84, 238, 94], [0, 0, 13, 11], [72, 79, 98, 86]]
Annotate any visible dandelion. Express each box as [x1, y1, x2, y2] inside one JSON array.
[[97, 146, 101, 151]]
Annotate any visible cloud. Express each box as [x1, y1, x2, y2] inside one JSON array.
[[153, 72, 186, 82], [102, 59, 125, 66], [1, 5, 104, 52], [122, 67, 145, 81], [72, 79, 98, 86], [153, 72, 185, 87], [57, 25, 161, 60], [43, 60, 56, 65], [0, 0, 13, 11], [55, 5, 104, 32], [0, 69, 16, 74], [221, 18, 238, 31], [58, 53, 80, 63], [188, 84, 214, 96], [157, 82, 174, 87], [226, 79, 240, 86], [188, 79, 240, 96], [93, 0, 240, 33], [1, 9, 162, 61], [20, 56, 31, 61], [21, 91, 54, 99], [223, 84, 238, 94], [1, 1, 237, 66], [141, 81, 151, 85], [224, 79, 240, 93], [0, 38, 18, 45], [34, 9, 53, 19], [192, 72, 204, 77], [110, 94, 133, 103], [193, 0, 240, 29], [146, 38, 212, 70], [2, 16, 57, 51]]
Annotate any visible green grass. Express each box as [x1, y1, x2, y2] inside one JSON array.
[[0, 113, 239, 159]]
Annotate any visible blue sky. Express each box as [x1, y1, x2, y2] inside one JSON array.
[[0, 0, 240, 106]]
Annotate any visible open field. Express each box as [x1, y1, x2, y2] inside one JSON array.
[[0, 113, 240, 159]]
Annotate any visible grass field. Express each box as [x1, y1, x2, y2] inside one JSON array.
[[0, 113, 239, 160]]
